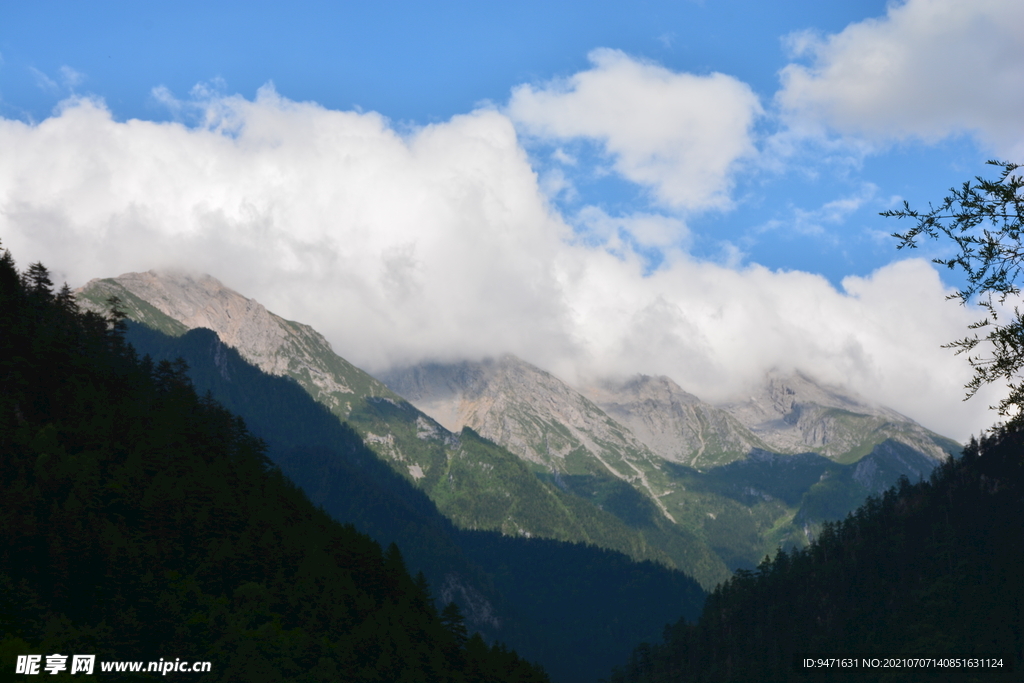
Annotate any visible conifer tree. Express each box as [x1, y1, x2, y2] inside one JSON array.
[[441, 602, 469, 647]]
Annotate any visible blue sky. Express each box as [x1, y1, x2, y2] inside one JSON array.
[[3, 2, 887, 121], [2, 0, 1022, 440], [1, 0, 987, 282]]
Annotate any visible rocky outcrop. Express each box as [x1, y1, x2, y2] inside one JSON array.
[[381, 356, 679, 521], [716, 370, 959, 463], [582, 375, 772, 469], [76, 271, 395, 415]]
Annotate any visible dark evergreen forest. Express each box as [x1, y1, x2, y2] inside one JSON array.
[[0, 242, 549, 681], [608, 427, 1024, 681]]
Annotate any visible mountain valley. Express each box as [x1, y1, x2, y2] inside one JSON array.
[[116, 322, 703, 683]]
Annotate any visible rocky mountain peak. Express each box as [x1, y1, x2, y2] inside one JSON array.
[[382, 354, 631, 465], [717, 370, 954, 462], [87, 270, 294, 366], [76, 271, 397, 415], [581, 374, 770, 469], [584, 374, 703, 409], [382, 355, 680, 520]]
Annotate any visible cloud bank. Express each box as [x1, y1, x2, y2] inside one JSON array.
[[508, 48, 762, 212], [0, 83, 997, 442], [777, 0, 1024, 158]]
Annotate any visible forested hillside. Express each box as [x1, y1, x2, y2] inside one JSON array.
[[0, 243, 547, 681], [608, 428, 1024, 682], [121, 322, 706, 683]]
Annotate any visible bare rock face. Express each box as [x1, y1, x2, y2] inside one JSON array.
[[382, 356, 652, 470], [582, 375, 772, 469], [75, 271, 395, 416], [381, 355, 679, 521], [716, 370, 957, 463], [102, 271, 302, 373], [387, 361, 959, 473]]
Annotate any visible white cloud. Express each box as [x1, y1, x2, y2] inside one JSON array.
[[508, 48, 763, 211], [574, 206, 689, 251], [551, 148, 576, 166], [28, 65, 86, 96], [0, 89, 998, 442], [59, 66, 85, 90], [0, 88, 577, 368], [777, 0, 1024, 158], [29, 67, 59, 94], [770, 183, 878, 238], [562, 249, 996, 438], [539, 167, 575, 202]]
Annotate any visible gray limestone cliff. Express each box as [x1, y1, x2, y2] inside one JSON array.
[[76, 271, 395, 417], [380, 356, 679, 521], [581, 375, 773, 469], [716, 370, 959, 463]]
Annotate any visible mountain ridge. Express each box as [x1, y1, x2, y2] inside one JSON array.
[[76, 272, 396, 415], [717, 369, 958, 462], [379, 355, 680, 523], [579, 373, 775, 469], [76, 271, 732, 588], [76, 269, 959, 584]]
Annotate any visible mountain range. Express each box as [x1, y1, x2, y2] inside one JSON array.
[[76, 270, 960, 587]]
